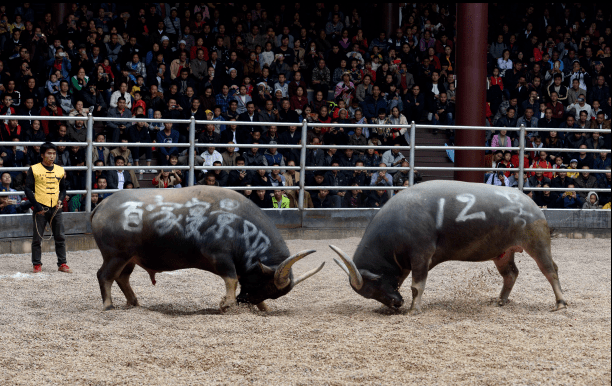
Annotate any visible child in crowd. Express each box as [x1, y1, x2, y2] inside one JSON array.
[[567, 159, 580, 179]]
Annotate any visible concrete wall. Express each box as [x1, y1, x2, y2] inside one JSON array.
[[1, 209, 609, 254]]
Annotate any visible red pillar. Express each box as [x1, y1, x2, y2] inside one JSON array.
[[454, 3, 488, 183], [382, 4, 399, 39], [52, 4, 69, 29]]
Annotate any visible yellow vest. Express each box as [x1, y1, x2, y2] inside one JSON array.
[[32, 163, 65, 208]]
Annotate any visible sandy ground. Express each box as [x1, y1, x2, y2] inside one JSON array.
[[0, 238, 609, 386]]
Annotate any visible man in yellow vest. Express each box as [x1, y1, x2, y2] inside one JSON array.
[[24, 142, 72, 273]]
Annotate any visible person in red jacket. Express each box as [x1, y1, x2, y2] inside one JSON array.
[[529, 151, 554, 179], [40, 95, 63, 136]]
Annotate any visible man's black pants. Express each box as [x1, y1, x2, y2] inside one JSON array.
[[32, 207, 67, 267]]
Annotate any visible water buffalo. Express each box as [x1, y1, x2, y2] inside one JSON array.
[[91, 186, 324, 312], [331, 180, 567, 313]]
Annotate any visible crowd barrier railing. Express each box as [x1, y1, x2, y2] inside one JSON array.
[[0, 115, 610, 212]]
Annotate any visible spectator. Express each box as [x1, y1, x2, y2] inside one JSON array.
[[106, 155, 132, 190], [153, 170, 182, 188], [107, 97, 133, 143], [156, 122, 180, 166], [575, 145, 594, 170], [534, 184, 557, 209], [272, 189, 290, 209], [311, 189, 333, 208], [251, 189, 273, 208], [593, 152, 611, 184], [366, 189, 389, 208], [311, 59, 331, 101], [393, 161, 422, 186], [381, 145, 406, 175], [360, 85, 386, 122], [582, 192, 600, 210], [486, 167, 510, 186], [556, 184, 584, 209], [574, 166, 600, 201]]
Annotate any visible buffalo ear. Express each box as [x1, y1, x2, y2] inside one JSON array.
[[258, 261, 276, 275], [360, 269, 382, 281]]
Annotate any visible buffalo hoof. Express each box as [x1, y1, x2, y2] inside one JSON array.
[[409, 308, 422, 316], [126, 301, 140, 308], [256, 302, 269, 312], [496, 298, 510, 307], [552, 300, 568, 312], [219, 299, 237, 313], [103, 305, 115, 311]]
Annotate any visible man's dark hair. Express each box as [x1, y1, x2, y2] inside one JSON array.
[[40, 142, 57, 156], [117, 97, 126, 103], [236, 156, 245, 163], [114, 156, 125, 164]]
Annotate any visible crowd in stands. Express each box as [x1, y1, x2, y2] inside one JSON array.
[[0, 3, 610, 214]]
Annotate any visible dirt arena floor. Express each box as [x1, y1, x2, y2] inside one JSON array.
[[0, 237, 609, 385]]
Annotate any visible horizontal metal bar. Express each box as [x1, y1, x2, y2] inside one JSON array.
[[194, 166, 301, 170], [221, 186, 300, 190], [416, 167, 611, 173], [196, 143, 302, 149], [526, 147, 611, 153], [306, 145, 412, 150], [90, 186, 300, 194], [522, 187, 611, 192], [304, 186, 409, 190], [4, 115, 84, 121], [0, 166, 89, 172], [260, 208, 300, 211], [0, 141, 87, 147], [0, 190, 88, 196], [195, 120, 301, 127], [94, 166, 190, 170], [419, 146, 520, 151], [530, 127, 612, 133], [304, 166, 411, 171], [96, 117, 191, 124], [102, 142, 190, 147], [302, 207, 381, 211]]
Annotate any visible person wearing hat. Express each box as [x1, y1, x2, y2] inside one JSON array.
[[163, 7, 181, 44], [23, 142, 72, 274]]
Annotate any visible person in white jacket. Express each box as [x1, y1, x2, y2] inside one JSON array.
[[566, 94, 592, 120], [109, 82, 133, 109]]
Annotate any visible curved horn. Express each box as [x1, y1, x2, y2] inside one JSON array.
[[293, 262, 326, 287], [333, 258, 350, 276], [329, 245, 363, 290], [274, 249, 317, 289]]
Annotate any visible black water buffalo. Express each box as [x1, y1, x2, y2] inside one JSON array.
[[331, 180, 567, 313], [91, 186, 324, 311]]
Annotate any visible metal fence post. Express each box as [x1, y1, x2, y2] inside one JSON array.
[[518, 125, 526, 192], [298, 119, 308, 211], [188, 115, 196, 186], [85, 113, 94, 212], [409, 121, 416, 186]]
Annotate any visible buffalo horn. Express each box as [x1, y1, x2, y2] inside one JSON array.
[[274, 249, 317, 289], [329, 245, 363, 290], [293, 262, 326, 287]]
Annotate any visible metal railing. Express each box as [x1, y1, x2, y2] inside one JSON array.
[[1, 114, 610, 212]]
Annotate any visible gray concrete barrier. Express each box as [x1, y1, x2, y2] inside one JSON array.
[[0, 209, 609, 254]]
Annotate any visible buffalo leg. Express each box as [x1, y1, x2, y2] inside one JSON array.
[[493, 252, 519, 306], [409, 262, 429, 314], [97, 257, 130, 311], [523, 222, 567, 311], [115, 262, 139, 307], [256, 302, 269, 311], [219, 276, 238, 312], [398, 269, 411, 289]]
